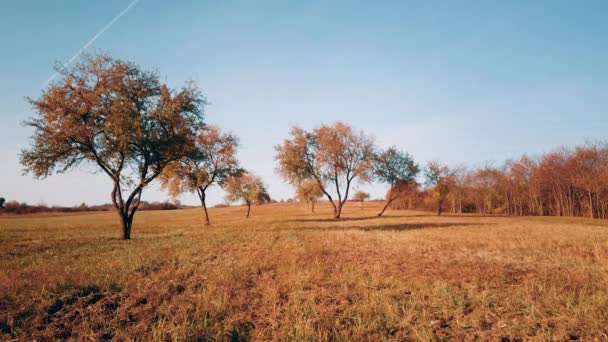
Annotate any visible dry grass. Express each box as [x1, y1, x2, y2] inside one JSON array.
[[1, 202, 607, 341]]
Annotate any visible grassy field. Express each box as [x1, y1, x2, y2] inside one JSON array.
[[1, 202, 607, 341]]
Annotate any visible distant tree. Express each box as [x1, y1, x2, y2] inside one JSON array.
[[353, 191, 370, 209], [275, 122, 375, 219], [571, 145, 605, 218], [374, 147, 419, 216], [473, 166, 505, 214], [0, 197, 5, 209], [159, 125, 241, 225], [449, 166, 468, 214], [20, 54, 205, 239], [224, 172, 269, 218], [296, 180, 324, 213], [425, 161, 455, 216]]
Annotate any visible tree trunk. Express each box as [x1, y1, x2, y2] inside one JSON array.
[[246, 202, 251, 218], [379, 186, 394, 217], [451, 195, 455, 213], [311, 201, 315, 213], [119, 211, 133, 240], [196, 187, 211, 226], [334, 202, 342, 219], [458, 191, 462, 214], [112, 184, 136, 240], [197, 188, 211, 225], [202, 200, 210, 225], [378, 198, 393, 216], [588, 191, 594, 219], [437, 199, 443, 216]]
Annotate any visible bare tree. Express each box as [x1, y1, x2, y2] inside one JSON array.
[[20, 54, 205, 239]]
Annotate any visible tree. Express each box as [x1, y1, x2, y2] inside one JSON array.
[[571, 145, 605, 218], [224, 172, 269, 218], [275, 122, 375, 219], [425, 161, 454, 216], [386, 180, 420, 210], [0, 197, 5, 209], [353, 191, 370, 209], [20, 54, 205, 239], [296, 180, 323, 213], [473, 167, 505, 214], [450, 166, 468, 214], [374, 147, 419, 216], [159, 125, 241, 225]]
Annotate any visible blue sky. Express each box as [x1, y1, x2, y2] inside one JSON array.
[[1, 0, 607, 206]]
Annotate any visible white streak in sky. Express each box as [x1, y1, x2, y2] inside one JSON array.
[[42, 0, 140, 87]]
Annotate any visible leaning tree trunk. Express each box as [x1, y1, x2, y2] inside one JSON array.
[[196, 187, 211, 225], [198, 189, 211, 225], [379, 187, 399, 216], [202, 199, 210, 225], [378, 199, 392, 217]]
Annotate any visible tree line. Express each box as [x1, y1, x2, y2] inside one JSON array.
[[389, 144, 608, 219], [0, 201, 179, 215], [19, 53, 607, 240]]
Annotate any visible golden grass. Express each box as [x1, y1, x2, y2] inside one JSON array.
[[1, 202, 607, 341]]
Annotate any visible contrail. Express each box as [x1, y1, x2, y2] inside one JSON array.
[[42, 0, 140, 87]]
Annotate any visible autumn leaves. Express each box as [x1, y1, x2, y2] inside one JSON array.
[[275, 123, 421, 219], [21, 54, 206, 239], [24, 54, 419, 239], [20, 54, 265, 239]]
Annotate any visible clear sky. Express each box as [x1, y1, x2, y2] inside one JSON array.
[[1, 0, 607, 206]]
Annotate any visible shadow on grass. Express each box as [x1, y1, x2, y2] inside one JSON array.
[[440, 213, 506, 218], [271, 222, 488, 232], [285, 214, 431, 223]]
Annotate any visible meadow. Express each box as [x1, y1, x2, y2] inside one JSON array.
[[1, 202, 607, 341]]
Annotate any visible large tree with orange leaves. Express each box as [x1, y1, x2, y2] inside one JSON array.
[[159, 125, 242, 225], [20, 54, 205, 239], [275, 122, 375, 219]]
